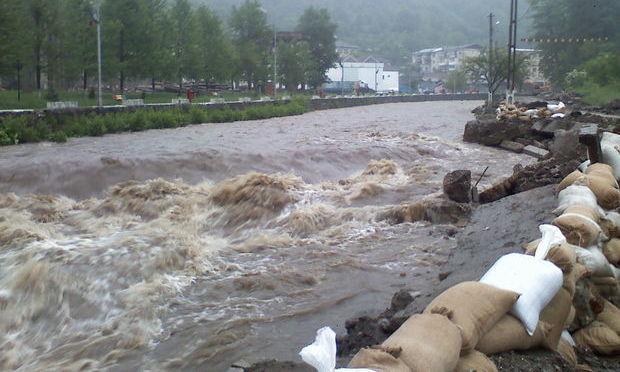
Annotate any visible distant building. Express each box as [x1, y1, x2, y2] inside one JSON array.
[[516, 48, 545, 84], [412, 44, 483, 80], [326, 55, 399, 93]]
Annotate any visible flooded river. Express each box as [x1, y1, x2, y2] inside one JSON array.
[[0, 101, 534, 370]]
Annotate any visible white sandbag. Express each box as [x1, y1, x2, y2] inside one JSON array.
[[300, 327, 375, 372], [578, 160, 592, 173], [561, 330, 576, 347], [480, 253, 563, 335], [552, 113, 566, 118], [554, 185, 604, 216], [536, 225, 567, 260], [601, 132, 620, 180], [548, 102, 566, 113], [574, 246, 614, 277], [605, 211, 620, 227]]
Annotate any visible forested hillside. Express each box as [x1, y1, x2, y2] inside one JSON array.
[[196, 0, 533, 64]]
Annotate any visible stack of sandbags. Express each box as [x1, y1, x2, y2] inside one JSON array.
[[556, 164, 620, 210], [601, 132, 620, 181], [348, 282, 519, 371], [553, 204, 604, 247]]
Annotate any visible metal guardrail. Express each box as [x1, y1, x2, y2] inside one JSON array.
[[0, 93, 487, 118]]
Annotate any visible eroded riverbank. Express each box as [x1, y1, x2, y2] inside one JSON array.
[[0, 101, 536, 370]]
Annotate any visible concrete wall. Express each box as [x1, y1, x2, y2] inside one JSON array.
[[0, 94, 486, 119]]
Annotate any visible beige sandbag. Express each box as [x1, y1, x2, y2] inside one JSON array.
[[603, 238, 620, 265], [556, 338, 578, 367], [564, 263, 589, 297], [597, 299, 620, 334], [455, 350, 498, 372], [540, 288, 574, 349], [348, 346, 411, 372], [423, 282, 519, 352], [476, 314, 549, 355], [557, 170, 584, 192], [382, 313, 462, 372], [591, 276, 619, 300], [563, 205, 601, 223], [553, 213, 602, 248], [523, 241, 577, 273], [573, 321, 620, 355], [580, 175, 620, 210], [585, 163, 619, 188], [566, 306, 576, 328]]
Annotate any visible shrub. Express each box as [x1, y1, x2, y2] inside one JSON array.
[[0, 130, 12, 145], [50, 131, 67, 143]]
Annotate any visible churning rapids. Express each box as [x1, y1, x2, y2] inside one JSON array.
[[0, 101, 535, 371]]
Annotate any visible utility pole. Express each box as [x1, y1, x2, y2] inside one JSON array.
[[273, 26, 277, 98], [93, 1, 103, 107], [16, 60, 22, 102], [488, 12, 494, 107], [507, 0, 518, 103], [340, 60, 344, 96]]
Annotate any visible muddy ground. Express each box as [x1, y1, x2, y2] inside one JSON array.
[[252, 185, 620, 371]]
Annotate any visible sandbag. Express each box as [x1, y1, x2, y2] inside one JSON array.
[[423, 282, 519, 352], [578, 175, 620, 210], [585, 163, 619, 188], [563, 205, 601, 223], [475, 315, 549, 355], [591, 276, 619, 299], [479, 253, 563, 335], [563, 263, 589, 297], [597, 299, 620, 334], [603, 238, 620, 265], [523, 241, 577, 273], [382, 313, 462, 372], [573, 321, 620, 355], [539, 288, 573, 349], [455, 350, 498, 372], [348, 347, 411, 372], [556, 338, 578, 367], [600, 212, 620, 239], [554, 185, 604, 217], [553, 213, 603, 248], [600, 132, 620, 180], [575, 247, 614, 277], [557, 170, 584, 192], [566, 306, 576, 328]]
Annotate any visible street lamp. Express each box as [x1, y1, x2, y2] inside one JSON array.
[[91, 1, 103, 107]]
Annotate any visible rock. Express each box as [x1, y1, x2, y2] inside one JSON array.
[[443, 170, 472, 203], [531, 139, 547, 149], [390, 289, 416, 311], [500, 140, 525, 153], [549, 129, 586, 160], [523, 145, 551, 159], [463, 118, 530, 146], [526, 101, 548, 109], [531, 118, 579, 137], [438, 271, 452, 281]]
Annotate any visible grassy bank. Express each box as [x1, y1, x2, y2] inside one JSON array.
[[0, 98, 309, 146], [576, 82, 620, 106], [0, 90, 313, 110]]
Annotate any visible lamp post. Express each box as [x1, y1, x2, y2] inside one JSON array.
[[273, 25, 277, 99], [16, 60, 22, 102], [92, 1, 103, 107]]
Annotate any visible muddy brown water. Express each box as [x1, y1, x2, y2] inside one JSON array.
[[0, 101, 535, 371]]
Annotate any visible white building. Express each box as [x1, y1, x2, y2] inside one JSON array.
[[516, 49, 546, 84], [326, 55, 399, 93], [412, 44, 482, 80]]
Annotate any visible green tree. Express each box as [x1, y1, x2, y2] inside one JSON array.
[[229, 0, 271, 91], [61, 0, 97, 90], [278, 40, 314, 92], [529, 0, 620, 87], [445, 70, 468, 93], [296, 7, 338, 89], [194, 5, 233, 84], [463, 49, 528, 98]]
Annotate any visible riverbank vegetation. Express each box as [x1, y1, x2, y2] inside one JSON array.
[[0, 98, 309, 146], [0, 0, 338, 108]]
